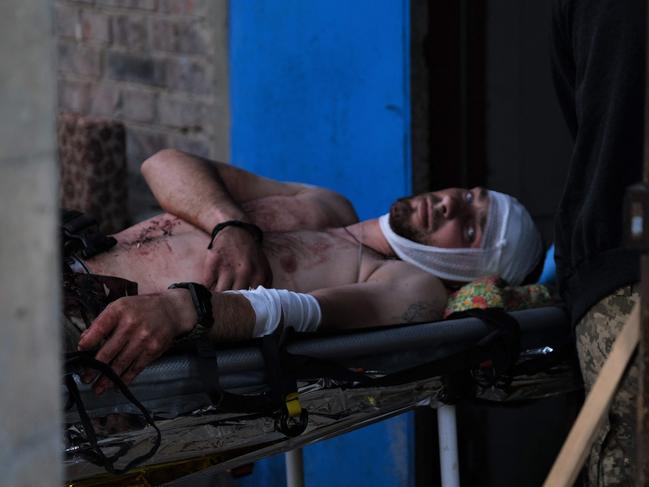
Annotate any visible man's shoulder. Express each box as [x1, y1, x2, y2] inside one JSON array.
[[369, 258, 446, 288], [244, 188, 358, 232], [297, 188, 359, 228], [366, 259, 448, 319]]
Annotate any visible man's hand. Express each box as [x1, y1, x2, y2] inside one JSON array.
[[203, 226, 272, 291], [77, 290, 195, 395]]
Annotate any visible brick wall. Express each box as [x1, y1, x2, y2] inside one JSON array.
[[55, 0, 229, 221]]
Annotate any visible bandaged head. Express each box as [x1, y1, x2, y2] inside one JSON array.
[[378, 190, 542, 286]]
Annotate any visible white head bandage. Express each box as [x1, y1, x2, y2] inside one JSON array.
[[378, 190, 542, 286]]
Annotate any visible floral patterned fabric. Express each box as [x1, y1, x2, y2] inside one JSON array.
[[58, 113, 129, 234], [444, 276, 555, 318]]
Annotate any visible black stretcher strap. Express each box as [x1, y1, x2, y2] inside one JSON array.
[[190, 331, 308, 437], [368, 308, 520, 390], [277, 308, 523, 395], [260, 332, 308, 436], [64, 352, 161, 475], [448, 308, 521, 388], [61, 209, 117, 259], [190, 309, 524, 416]]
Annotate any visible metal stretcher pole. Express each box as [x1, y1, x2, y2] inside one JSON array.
[[285, 449, 305, 487], [437, 404, 460, 487]]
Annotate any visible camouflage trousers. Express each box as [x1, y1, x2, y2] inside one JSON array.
[[576, 284, 639, 486]]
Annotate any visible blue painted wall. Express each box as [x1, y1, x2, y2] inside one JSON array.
[[229, 0, 411, 220], [237, 415, 414, 487], [302, 414, 414, 487], [229, 1, 414, 485]]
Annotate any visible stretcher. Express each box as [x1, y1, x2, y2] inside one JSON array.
[[63, 305, 580, 486]]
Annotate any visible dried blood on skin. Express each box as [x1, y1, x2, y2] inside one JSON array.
[[126, 217, 181, 249], [159, 217, 181, 236]]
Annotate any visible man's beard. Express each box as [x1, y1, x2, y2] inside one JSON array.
[[389, 197, 424, 243]]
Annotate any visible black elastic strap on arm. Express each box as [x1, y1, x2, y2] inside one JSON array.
[[207, 220, 263, 249], [168, 282, 215, 341]]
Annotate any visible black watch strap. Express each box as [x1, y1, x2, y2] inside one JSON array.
[[168, 282, 214, 340], [207, 220, 263, 249]]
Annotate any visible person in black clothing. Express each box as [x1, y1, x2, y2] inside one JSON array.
[[551, 0, 645, 484]]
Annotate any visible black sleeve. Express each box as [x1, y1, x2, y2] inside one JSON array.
[[551, 0, 645, 317], [550, 0, 577, 139]]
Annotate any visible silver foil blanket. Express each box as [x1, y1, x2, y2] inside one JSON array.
[[64, 361, 581, 482]]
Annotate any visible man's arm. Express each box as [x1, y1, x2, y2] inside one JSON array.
[[142, 149, 358, 291], [141, 149, 358, 233], [78, 289, 258, 394], [312, 262, 447, 329], [79, 262, 446, 393]]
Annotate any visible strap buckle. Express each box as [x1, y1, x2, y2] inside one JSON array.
[[276, 406, 309, 437], [284, 392, 302, 417]]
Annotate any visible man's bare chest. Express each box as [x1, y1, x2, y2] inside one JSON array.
[[87, 216, 385, 294], [262, 229, 384, 291]]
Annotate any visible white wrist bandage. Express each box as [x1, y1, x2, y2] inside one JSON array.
[[225, 286, 322, 337]]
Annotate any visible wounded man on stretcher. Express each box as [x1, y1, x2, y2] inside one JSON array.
[[63, 148, 543, 395]]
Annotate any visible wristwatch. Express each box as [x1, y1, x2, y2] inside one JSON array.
[[168, 282, 214, 341]]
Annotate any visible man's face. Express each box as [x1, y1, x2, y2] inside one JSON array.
[[389, 187, 490, 249]]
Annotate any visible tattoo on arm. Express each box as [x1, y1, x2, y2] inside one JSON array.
[[398, 301, 437, 324]]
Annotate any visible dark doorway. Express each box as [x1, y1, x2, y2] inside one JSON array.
[[411, 0, 486, 195], [410, 1, 577, 485]]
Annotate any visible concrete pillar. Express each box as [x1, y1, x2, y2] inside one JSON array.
[[0, 1, 62, 485]]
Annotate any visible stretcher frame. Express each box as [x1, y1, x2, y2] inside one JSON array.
[[64, 306, 580, 486]]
